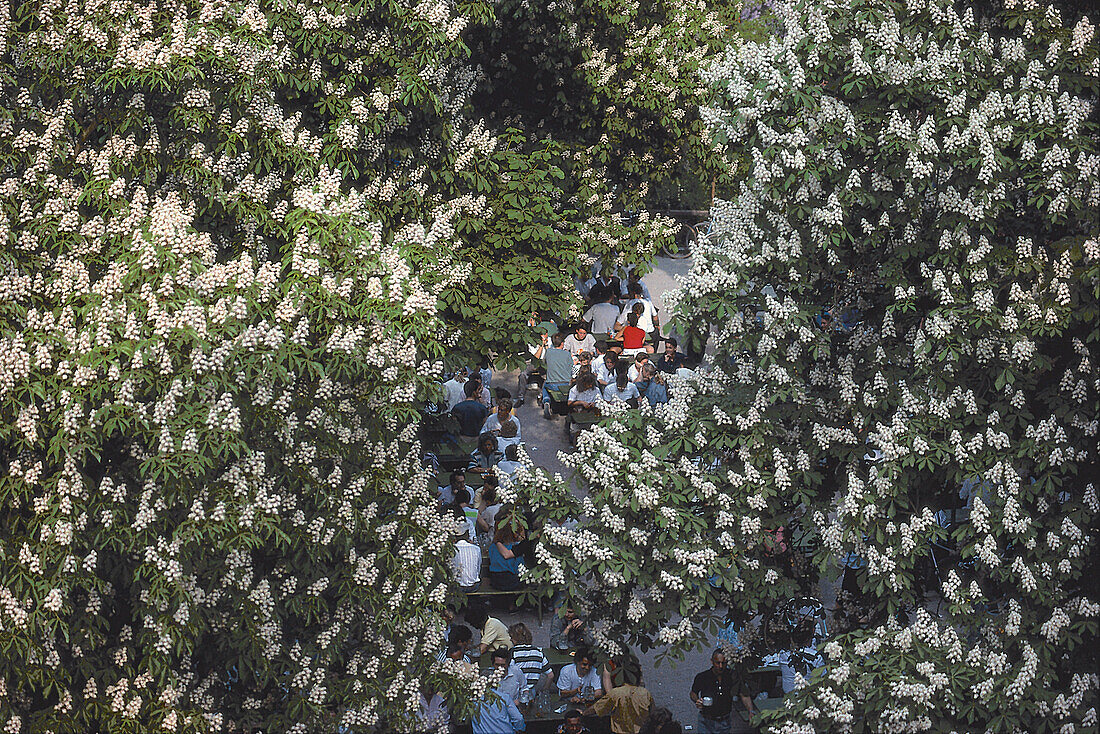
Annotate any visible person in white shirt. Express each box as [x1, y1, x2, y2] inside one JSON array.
[[441, 367, 469, 411], [568, 372, 603, 412], [583, 287, 621, 337], [563, 324, 597, 358], [617, 282, 659, 335], [557, 648, 604, 704], [483, 397, 521, 443], [602, 366, 640, 405], [595, 352, 618, 389], [417, 687, 449, 732], [453, 525, 482, 592], [496, 443, 522, 478], [491, 647, 530, 706]]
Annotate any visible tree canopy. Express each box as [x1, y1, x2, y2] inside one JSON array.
[[521, 0, 1099, 730]]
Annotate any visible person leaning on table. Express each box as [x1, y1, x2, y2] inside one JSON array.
[[557, 647, 604, 705]]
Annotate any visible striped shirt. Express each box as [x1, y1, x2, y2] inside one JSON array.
[[511, 644, 551, 689]]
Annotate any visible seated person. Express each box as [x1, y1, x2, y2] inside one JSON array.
[[487, 514, 526, 591], [630, 353, 652, 381], [617, 282, 659, 336], [509, 623, 555, 702], [634, 363, 669, 406], [585, 268, 622, 305], [452, 381, 490, 442], [438, 470, 466, 506], [472, 682, 526, 734], [496, 443, 522, 478], [656, 338, 687, 374], [602, 365, 640, 406], [491, 647, 530, 706], [469, 432, 503, 473], [453, 524, 482, 593], [484, 396, 521, 443], [497, 417, 521, 451], [437, 623, 477, 666], [572, 350, 595, 379], [558, 710, 591, 734], [583, 287, 622, 338], [615, 310, 649, 356], [454, 489, 479, 540], [563, 323, 597, 358], [596, 352, 618, 389], [568, 372, 603, 413], [476, 482, 503, 548], [557, 648, 604, 705], [550, 603, 594, 651], [465, 601, 513, 656]]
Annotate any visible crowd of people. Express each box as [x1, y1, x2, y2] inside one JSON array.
[[421, 266, 827, 733], [421, 594, 817, 734], [424, 599, 762, 734]]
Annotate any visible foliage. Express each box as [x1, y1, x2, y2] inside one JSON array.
[[0, 0, 504, 731], [522, 0, 1099, 730]]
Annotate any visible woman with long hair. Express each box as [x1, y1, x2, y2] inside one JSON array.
[[488, 505, 526, 591]]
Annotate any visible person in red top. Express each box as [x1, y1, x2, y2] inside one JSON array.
[[616, 309, 647, 353]]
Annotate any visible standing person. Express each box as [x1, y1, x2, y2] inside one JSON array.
[[542, 332, 575, 420], [452, 381, 489, 450], [563, 323, 597, 359], [442, 367, 470, 411], [509, 623, 555, 702], [517, 316, 558, 406], [587, 656, 653, 734], [557, 648, 604, 705], [583, 287, 622, 338], [689, 650, 754, 734], [472, 683, 527, 734]]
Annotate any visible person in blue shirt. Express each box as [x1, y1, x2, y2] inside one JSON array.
[[472, 684, 527, 734], [634, 363, 669, 405], [488, 518, 525, 591]]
